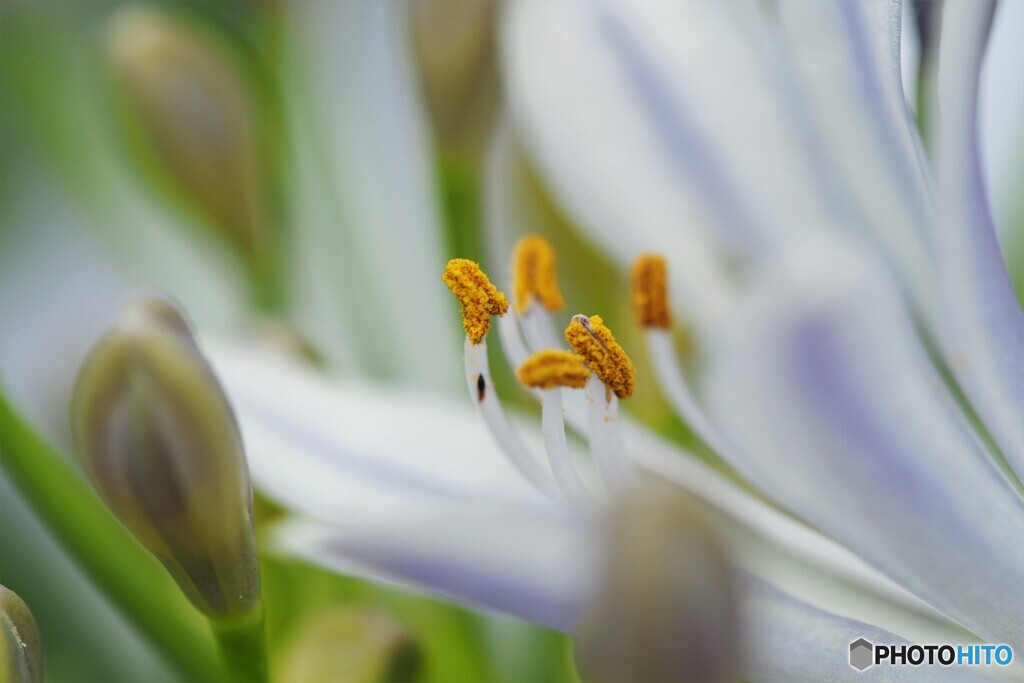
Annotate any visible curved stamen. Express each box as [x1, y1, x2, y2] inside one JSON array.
[[520, 307, 563, 352], [518, 350, 596, 506], [566, 314, 636, 488], [583, 374, 631, 489], [498, 313, 532, 372], [464, 338, 562, 501], [632, 255, 733, 458], [513, 236, 567, 350], [444, 260, 562, 501], [646, 331, 733, 459]]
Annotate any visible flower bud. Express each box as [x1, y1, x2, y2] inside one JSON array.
[[411, 0, 498, 149], [106, 7, 269, 262], [71, 294, 260, 616], [275, 608, 422, 683], [0, 585, 43, 683], [575, 487, 739, 683]]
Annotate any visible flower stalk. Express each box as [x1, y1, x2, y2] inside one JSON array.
[[211, 606, 269, 683]]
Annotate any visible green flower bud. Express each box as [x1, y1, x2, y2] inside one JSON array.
[[106, 7, 269, 263], [575, 487, 739, 683], [71, 295, 260, 617], [0, 585, 43, 683], [275, 608, 422, 683], [411, 0, 498, 150]]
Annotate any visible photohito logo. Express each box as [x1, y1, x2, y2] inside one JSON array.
[[849, 639, 873, 671], [849, 639, 1013, 671]]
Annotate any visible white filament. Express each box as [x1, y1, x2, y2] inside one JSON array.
[[539, 389, 596, 506], [463, 337, 562, 501], [584, 374, 632, 491], [646, 329, 734, 459], [497, 314, 531, 375], [520, 304, 562, 351]]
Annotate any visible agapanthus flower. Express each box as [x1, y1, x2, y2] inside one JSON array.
[[1, 0, 1022, 680], [198, 0, 1024, 679]]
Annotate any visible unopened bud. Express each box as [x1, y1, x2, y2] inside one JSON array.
[[71, 294, 260, 616], [276, 608, 422, 683], [411, 0, 498, 149], [107, 7, 269, 261], [0, 585, 43, 683], [575, 487, 738, 683]]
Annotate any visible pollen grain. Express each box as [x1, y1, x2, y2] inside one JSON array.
[[513, 235, 566, 314], [517, 350, 591, 390], [631, 254, 670, 329], [565, 314, 635, 399], [443, 259, 509, 344]]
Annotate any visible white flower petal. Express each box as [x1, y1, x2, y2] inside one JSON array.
[[210, 327, 962, 646], [271, 507, 597, 633], [772, 0, 936, 323], [502, 0, 831, 333], [705, 235, 1024, 648], [980, 0, 1024, 238], [741, 578, 995, 683], [273, 509, 985, 681], [207, 342, 551, 524], [627, 425, 970, 649], [900, 1, 922, 118], [928, 0, 1024, 490], [285, 0, 462, 392], [494, 279, 958, 643]]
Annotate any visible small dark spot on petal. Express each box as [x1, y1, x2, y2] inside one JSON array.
[[476, 374, 486, 402]]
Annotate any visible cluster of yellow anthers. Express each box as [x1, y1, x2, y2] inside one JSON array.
[[565, 314, 635, 399], [442, 258, 509, 344], [513, 236, 566, 315], [631, 254, 671, 330], [443, 235, 655, 402], [517, 349, 591, 390]]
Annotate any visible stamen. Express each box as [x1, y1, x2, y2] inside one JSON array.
[[462, 338, 562, 501], [631, 254, 671, 329], [565, 315, 635, 399], [539, 387, 596, 506], [497, 313, 531, 370], [517, 352, 595, 505], [585, 374, 632, 490], [518, 296, 563, 353], [443, 259, 508, 344], [517, 350, 590, 390], [646, 330, 733, 459], [633, 257, 733, 461], [513, 235, 566, 314]]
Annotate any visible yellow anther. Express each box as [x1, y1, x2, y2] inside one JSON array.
[[565, 315, 635, 399], [631, 254, 671, 329], [513, 235, 566, 314], [517, 350, 591, 390], [443, 259, 509, 344]]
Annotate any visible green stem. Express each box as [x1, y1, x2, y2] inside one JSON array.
[[211, 606, 270, 683], [0, 388, 221, 681]]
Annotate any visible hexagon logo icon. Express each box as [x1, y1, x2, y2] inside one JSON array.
[[850, 638, 874, 671]]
